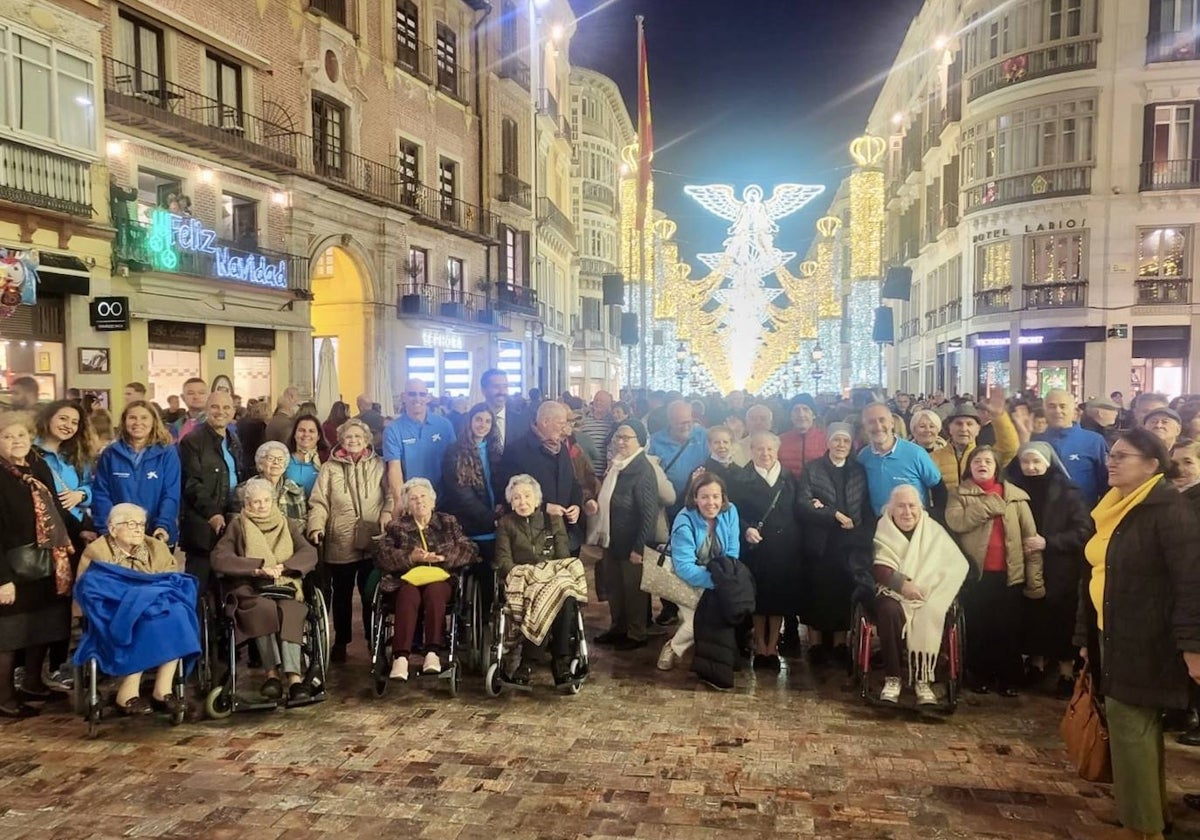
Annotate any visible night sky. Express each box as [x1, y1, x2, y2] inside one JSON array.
[[567, 0, 926, 263]]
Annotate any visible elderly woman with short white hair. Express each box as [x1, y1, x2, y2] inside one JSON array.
[[212, 478, 318, 704], [376, 478, 478, 681], [237, 441, 307, 527], [74, 502, 198, 717], [909, 409, 946, 453]]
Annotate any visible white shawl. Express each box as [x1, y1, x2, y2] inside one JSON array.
[[873, 511, 969, 684], [588, 447, 644, 548]]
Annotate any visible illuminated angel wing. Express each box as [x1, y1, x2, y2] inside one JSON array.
[[683, 184, 742, 222], [763, 184, 826, 220]]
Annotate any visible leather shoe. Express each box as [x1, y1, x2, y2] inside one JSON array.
[[0, 701, 39, 718], [1185, 793, 1200, 811], [612, 637, 648, 652], [593, 629, 626, 646], [1178, 729, 1200, 747]]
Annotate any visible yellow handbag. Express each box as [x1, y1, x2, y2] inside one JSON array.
[[400, 565, 451, 586]]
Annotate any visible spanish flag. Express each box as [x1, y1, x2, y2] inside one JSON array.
[[636, 16, 653, 230]]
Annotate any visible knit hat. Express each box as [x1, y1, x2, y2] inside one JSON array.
[[792, 394, 816, 412], [1017, 441, 1055, 468], [618, 418, 648, 447], [826, 422, 853, 441]]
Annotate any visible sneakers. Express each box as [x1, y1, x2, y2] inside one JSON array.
[[389, 656, 409, 681], [880, 677, 902, 704], [422, 651, 442, 675], [657, 642, 679, 671], [915, 681, 938, 706], [44, 665, 74, 693]]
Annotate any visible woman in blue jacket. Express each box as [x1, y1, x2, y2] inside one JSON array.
[[656, 470, 741, 672], [34, 400, 98, 527], [284, 414, 326, 498], [92, 401, 181, 546]]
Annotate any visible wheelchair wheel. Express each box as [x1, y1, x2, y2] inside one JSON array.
[[86, 705, 102, 739], [204, 685, 233, 720], [308, 587, 331, 677], [197, 594, 216, 693], [484, 662, 504, 697], [564, 658, 583, 695], [851, 608, 873, 702], [945, 604, 966, 714], [448, 663, 460, 698]]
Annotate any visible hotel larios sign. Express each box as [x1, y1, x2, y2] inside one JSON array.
[[145, 209, 290, 290], [974, 219, 1087, 243]]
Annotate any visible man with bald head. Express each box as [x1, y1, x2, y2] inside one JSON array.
[[1033, 388, 1108, 506], [647, 400, 710, 515], [576, 390, 616, 478], [856, 402, 945, 516], [180, 389, 244, 593], [384, 377, 457, 508], [497, 400, 585, 546], [734, 404, 775, 466]]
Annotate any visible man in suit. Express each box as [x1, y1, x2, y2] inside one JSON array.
[[481, 368, 532, 452]]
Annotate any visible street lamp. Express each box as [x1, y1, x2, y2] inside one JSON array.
[[791, 355, 803, 397], [811, 342, 825, 394], [675, 341, 688, 392]]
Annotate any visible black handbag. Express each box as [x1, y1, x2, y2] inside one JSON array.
[[6, 544, 52, 581]]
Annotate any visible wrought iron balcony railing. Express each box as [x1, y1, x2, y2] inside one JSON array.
[[963, 165, 1092, 214], [498, 172, 532, 209], [1140, 159, 1200, 191], [581, 181, 615, 210], [946, 297, 962, 322], [966, 36, 1099, 102], [307, 0, 346, 26], [537, 196, 575, 242], [1135, 278, 1192, 305], [974, 287, 1012, 315], [579, 257, 615, 277], [0, 137, 93, 218], [498, 56, 530, 89], [396, 282, 506, 328], [1023, 280, 1088, 309], [494, 280, 539, 315]]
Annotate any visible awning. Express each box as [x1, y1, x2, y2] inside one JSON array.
[[36, 252, 91, 296]]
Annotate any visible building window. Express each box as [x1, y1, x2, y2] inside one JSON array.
[[307, 0, 347, 27], [0, 27, 98, 152], [439, 157, 457, 219], [1047, 0, 1083, 40], [116, 12, 164, 93], [1138, 227, 1191, 280], [501, 117, 519, 175], [205, 52, 243, 129], [504, 226, 518, 282], [1149, 0, 1200, 61], [136, 170, 183, 222], [962, 98, 1095, 184], [446, 256, 463, 295], [312, 93, 346, 176], [407, 246, 428, 291], [436, 23, 458, 96], [501, 0, 519, 57], [1026, 232, 1085, 283], [220, 194, 258, 249], [1153, 104, 1192, 164], [975, 241, 1012, 291], [395, 1, 420, 73]]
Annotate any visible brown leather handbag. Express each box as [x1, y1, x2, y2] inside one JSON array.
[[1059, 670, 1112, 783]]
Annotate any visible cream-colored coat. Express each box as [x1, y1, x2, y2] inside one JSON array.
[[306, 448, 394, 565], [944, 479, 1045, 597]]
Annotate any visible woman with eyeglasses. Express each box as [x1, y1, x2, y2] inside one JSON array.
[[91, 401, 181, 547], [236, 441, 308, 529], [1078, 428, 1200, 840]]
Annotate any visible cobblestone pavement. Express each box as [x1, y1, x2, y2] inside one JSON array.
[[3, 591, 1200, 840]]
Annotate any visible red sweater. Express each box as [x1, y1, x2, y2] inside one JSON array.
[[779, 427, 827, 478], [977, 477, 1007, 573]]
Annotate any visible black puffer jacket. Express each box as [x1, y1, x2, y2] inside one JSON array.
[[1005, 462, 1093, 599], [794, 454, 874, 557], [691, 556, 756, 690], [1079, 478, 1200, 710], [603, 452, 659, 562]]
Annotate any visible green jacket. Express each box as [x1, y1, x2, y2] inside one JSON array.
[[494, 510, 570, 575]]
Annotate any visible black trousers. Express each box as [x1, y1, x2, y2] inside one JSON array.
[[962, 571, 1022, 687], [322, 558, 374, 648], [874, 595, 907, 679], [547, 597, 580, 659]]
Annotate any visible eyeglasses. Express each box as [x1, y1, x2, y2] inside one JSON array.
[[113, 520, 147, 530], [613, 434, 638, 441], [405, 391, 430, 398], [261, 456, 288, 465], [1108, 452, 1148, 464]]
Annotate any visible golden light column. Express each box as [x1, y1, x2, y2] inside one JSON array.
[[814, 215, 842, 318], [846, 134, 888, 386]]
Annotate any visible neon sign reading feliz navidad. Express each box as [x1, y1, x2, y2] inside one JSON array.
[[145, 209, 289, 290]]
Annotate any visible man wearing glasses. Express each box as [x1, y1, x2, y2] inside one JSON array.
[[384, 378, 457, 511]]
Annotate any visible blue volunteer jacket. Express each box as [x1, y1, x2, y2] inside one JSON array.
[[1034, 424, 1109, 507], [669, 505, 742, 590], [91, 440, 183, 544], [35, 442, 92, 522]]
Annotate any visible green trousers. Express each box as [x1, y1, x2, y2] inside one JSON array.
[[1106, 695, 1169, 833]]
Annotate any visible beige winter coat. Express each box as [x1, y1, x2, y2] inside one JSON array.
[[944, 479, 1045, 597], [306, 447, 394, 565]]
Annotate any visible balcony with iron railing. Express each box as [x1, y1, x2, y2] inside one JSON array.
[[396, 282, 507, 329], [580, 257, 616, 277], [104, 57, 298, 175], [924, 310, 937, 331], [113, 215, 310, 293], [942, 202, 959, 230], [572, 328, 619, 353], [436, 61, 472, 106], [1140, 159, 1200, 191], [537, 196, 575, 242], [498, 55, 530, 90], [494, 280, 539, 315], [963, 165, 1092, 214], [581, 181, 615, 210], [0, 136, 93, 218], [537, 88, 573, 142], [498, 172, 532, 210], [306, 0, 346, 26], [1023, 280, 1088, 309], [395, 41, 434, 84], [923, 119, 943, 154], [1135, 277, 1193, 305], [966, 36, 1099, 102], [974, 287, 1012, 315], [946, 297, 962, 322]]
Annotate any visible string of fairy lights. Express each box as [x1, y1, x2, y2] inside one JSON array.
[[618, 135, 888, 395]]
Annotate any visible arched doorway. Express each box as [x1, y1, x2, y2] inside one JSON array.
[[309, 244, 373, 410]]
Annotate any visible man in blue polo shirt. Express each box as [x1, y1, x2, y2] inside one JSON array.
[[857, 401, 946, 516], [384, 377, 456, 510]]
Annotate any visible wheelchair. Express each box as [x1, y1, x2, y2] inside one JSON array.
[[483, 575, 589, 697], [368, 566, 481, 697], [198, 574, 330, 719], [73, 617, 189, 737], [846, 595, 966, 714]]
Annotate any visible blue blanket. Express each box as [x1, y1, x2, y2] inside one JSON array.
[[73, 561, 202, 677]]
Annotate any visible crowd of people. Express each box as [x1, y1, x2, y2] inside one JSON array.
[[3, 373, 1200, 840]]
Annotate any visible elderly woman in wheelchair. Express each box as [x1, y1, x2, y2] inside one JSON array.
[[375, 478, 478, 683], [867, 485, 969, 708], [211, 478, 319, 706], [488, 474, 589, 694], [73, 503, 199, 724]]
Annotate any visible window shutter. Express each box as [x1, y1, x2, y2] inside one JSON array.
[[497, 224, 509, 282], [1191, 100, 1200, 162], [1143, 104, 1157, 164], [520, 231, 531, 285], [1147, 0, 1162, 41]]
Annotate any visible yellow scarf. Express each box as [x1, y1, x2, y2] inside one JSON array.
[[1085, 474, 1162, 630]]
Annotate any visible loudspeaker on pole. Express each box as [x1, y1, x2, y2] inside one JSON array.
[[602, 273, 625, 306], [871, 307, 895, 344], [881, 266, 912, 301], [620, 312, 640, 346]]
